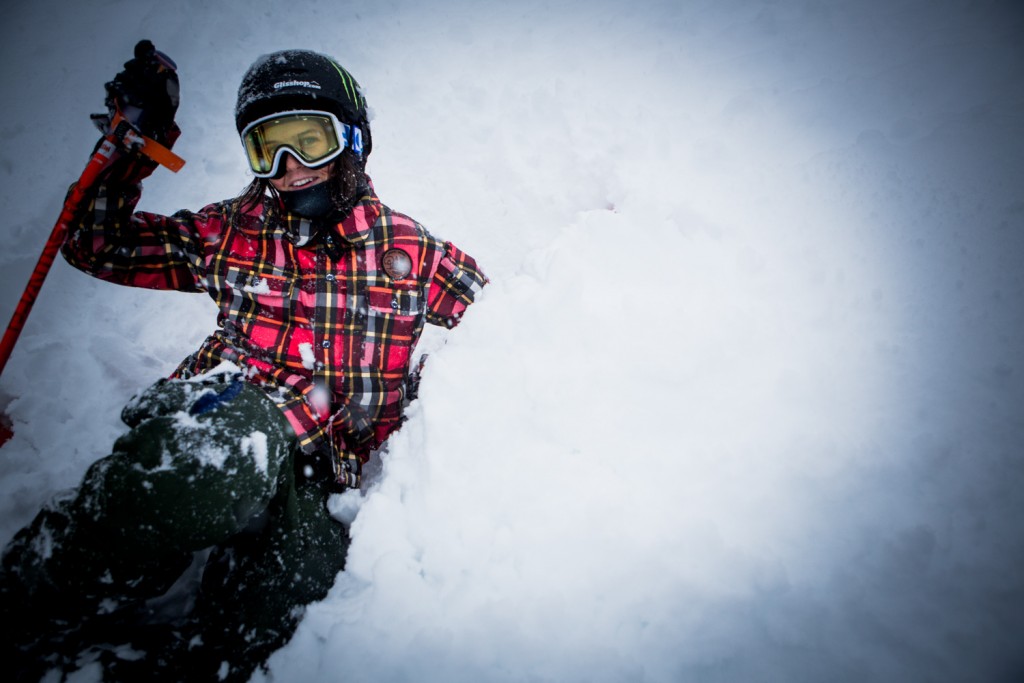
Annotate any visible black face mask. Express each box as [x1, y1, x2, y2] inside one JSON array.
[[279, 180, 335, 219]]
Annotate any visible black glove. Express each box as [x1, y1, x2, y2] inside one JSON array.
[[295, 447, 349, 493], [104, 40, 180, 143]]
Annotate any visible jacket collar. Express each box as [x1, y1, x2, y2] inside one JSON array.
[[276, 179, 381, 248]]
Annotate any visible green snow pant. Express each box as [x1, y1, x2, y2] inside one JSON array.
[[0, 374, 350, 682]]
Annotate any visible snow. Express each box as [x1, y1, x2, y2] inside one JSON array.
[[241, 431, 270, 477], [1, 0, 1023, 681], [298, 341, 316, 370], [241, 277, 272, 295]]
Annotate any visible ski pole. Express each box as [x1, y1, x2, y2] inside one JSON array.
[[0, 125, 184, 378]]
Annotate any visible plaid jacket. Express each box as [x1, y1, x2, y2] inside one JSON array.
[[62, 162, 487, 486]]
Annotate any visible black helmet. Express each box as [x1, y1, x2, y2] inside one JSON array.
[[235, 50, 372, 157]]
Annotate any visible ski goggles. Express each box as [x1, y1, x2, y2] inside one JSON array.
[[240, 110, 364, 178]]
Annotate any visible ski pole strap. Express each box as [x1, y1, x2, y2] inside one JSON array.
[[110, 111, 185, 172]]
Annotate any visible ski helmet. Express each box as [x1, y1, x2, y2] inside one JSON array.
[[235, 50, 372, 157]]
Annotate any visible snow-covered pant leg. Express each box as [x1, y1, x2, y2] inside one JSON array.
[[0, 374, 294, 680], [200, 471, 350, 682], [127, 455, 350, 682]]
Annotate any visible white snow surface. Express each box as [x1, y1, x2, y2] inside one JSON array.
[[241, 431, 270, 477], [2, 1, 1023, 681]]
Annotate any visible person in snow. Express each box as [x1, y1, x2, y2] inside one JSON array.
[[0, 43, 487, 682]]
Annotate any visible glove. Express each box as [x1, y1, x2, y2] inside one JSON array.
[[295, 447, 348, 492], [104, 40, 180, 143], [330, 402, 377, 454]]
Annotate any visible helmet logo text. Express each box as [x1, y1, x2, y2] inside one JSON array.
[[273, 80, 321, 90]]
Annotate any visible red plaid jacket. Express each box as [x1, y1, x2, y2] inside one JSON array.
[[62, 162, 487, 486]]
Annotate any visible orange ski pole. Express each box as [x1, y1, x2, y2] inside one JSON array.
[[0, 129, 184, 378]]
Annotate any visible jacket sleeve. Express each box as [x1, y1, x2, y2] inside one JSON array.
[[424, 241, 488, 328], [60, 147, 220, 293]]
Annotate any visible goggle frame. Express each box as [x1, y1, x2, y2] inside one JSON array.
[[240, 109, 364, 178]]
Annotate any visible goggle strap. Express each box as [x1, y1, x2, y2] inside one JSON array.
[[352, 126, 364, 156], [337, 124, 363, 156]]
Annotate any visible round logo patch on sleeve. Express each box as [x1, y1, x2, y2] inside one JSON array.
[[381, 248, 413, 280]]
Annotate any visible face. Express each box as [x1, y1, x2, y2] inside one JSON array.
[[261, 117, 334, 192]]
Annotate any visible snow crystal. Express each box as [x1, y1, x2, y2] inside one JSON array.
[[186, 361, 242, 382], [242, 278, 271, 295], [241, 431, 269, 477], [298, 342, 316, 370], [326, 488, 363, 526], [97, 598, 119, 615]]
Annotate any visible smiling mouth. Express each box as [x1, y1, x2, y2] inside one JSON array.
[[289, 176, 321, 189]]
